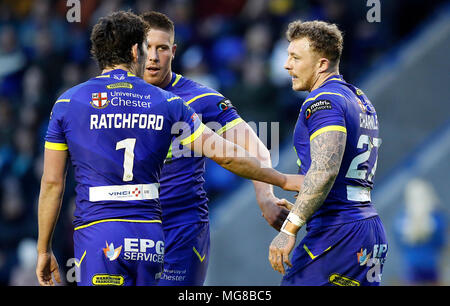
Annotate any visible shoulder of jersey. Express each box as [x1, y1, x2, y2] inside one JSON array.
[[300, 82, 349, 118], [170, 74, 223, 102], [53, 81, 90, 104], [304, 86, 347, 106], [132, 77, 181, 102]]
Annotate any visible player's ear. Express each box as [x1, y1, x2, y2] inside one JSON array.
[[318, 57, 330, 73], [131, 43, 138, 63], [172, 44, 177, 60]]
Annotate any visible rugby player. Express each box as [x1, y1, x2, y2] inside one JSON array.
[[268, 20, 388, 286], [35, 11, 300, 286], [140, 11, 294, 286]]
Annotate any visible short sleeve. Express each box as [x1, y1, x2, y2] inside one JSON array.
[[212, 98, 243, 136], [45, 100, 70, 151], [192, 95, 242, 136], [302, 93, 347, 141]]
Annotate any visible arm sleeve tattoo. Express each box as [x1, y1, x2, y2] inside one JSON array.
[[291, 130, 347, 221]]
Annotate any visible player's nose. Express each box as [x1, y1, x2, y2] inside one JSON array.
[[284, 59, 292, 71], [147, 47, 159, 62]]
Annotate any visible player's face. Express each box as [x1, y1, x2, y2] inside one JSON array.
[[284, 37, 320, 92], [144, 29, 176, 88]]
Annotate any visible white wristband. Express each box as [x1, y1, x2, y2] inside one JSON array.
[[280, 222, 296, 237], [280, 213, 305, 237], [286, 212, 305, 228]]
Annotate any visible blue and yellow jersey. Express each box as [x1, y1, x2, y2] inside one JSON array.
[[160, 73, 242, 229], [45, 69, 204, 228], [294, 75, 380, 229]]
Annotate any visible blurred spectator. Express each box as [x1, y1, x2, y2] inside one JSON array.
[[224, 56, 277, 123], [269, 37, 290, 87], [166, 0, 194, 49], [9, 238, 40, 286], [394, 178, 447, 285], [0, 97, 15, 145], [0, 25, 26, 99], [181, 46, 220, 90], [0, 25, 25, 79], [240, 0, 270, 21], [1, 177, 26, 223], [244, 23, 273, 58]]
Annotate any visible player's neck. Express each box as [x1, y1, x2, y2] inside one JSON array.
[[159, 69, 173, 88], [102, 64, 132, 75], [309, 70, 339, 92]]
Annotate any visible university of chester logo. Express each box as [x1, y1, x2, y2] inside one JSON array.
[[90, 92, 110, 109]]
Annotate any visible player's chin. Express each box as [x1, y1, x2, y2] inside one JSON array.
[[292, 78, 308, 91], [143, 73, 162, 86], [291, 81, 303, 92]]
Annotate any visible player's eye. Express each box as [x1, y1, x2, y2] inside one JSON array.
[[288, 53, 299, 60]]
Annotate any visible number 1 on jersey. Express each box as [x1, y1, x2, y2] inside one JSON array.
[[116, 138, 136, 182]]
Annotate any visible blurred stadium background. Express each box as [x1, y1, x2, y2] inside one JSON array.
[[0, 0, 448, 286]]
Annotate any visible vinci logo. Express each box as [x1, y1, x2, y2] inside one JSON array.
[[91, 92, 109, 109], [103, 241, 122, 261]]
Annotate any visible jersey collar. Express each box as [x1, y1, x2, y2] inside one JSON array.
[[319, 74, 344, 88], [96, 69, 136, 80], [163, 72, 182, 90]]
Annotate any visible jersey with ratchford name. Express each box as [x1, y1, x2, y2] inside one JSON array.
[[293, 75, 380, 230], [159, 73, 242, 229], [45, 69, 204, 228]]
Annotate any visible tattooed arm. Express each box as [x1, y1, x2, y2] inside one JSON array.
[[268, 130, 346, 274], [291, 130, 346, 220]]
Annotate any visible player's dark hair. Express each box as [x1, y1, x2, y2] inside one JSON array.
[[286, 20, 343, 66], [140, 11, 175, 37], [90, 11, 149, 70]]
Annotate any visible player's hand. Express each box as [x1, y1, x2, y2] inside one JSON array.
[[259, 196, 289, 231], [276, 198, 294, 211], [268, 232, 296, 275], [281, 174, 304, 192], [36, 251, 61, 286]]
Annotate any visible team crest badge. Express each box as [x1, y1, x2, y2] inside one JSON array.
[[357, 98, 366, 113], [90, 92, 109, 109], [113, 74, 125, 80], [356, 98, 375, 114]]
